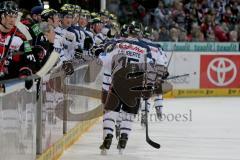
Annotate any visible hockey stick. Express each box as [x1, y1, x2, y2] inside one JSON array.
[[165, 72, 197, 80], [143, 54, 160, 149], [0, 51, 59, 92], [166, 73, 189, 80], [166, 43, 176, 69], [144, 99, 161, 149]]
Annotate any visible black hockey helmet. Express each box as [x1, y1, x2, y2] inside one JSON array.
[[60, 4, 73, 16], [0, 1, 18, 15], [143, 26, 153, 38], [120, 24, 129, 37], [41, 8, 58, 21], [128, 21, 142, 35], [80, 9, 90, 19]]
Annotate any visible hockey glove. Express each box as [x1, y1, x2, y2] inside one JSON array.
[[26, 54, 36, 62], [162, 71, 169, 80], [90, 45, 104, 57], [19, 67, 33, 90], [84, 36, 94, 50], [62, 61, 74, 75], [74, 48, 83, 59]]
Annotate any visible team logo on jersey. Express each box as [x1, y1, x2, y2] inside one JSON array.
[[31, 24, 42, 36], [24, 41, 32, 52]]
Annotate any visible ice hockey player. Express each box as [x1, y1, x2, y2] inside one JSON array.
[[99, 21, 155, 154], [140, 26, 170, 124], [0, 1, 36, 89], [21, 5, 45, 46], [73, 9, 94, 53], [41, 8, 61, 29], [91, 17, 106, 45]]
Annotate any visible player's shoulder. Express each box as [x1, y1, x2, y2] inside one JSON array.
[[15, 28, 28, 41]]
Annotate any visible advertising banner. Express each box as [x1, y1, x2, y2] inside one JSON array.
[[200, 55, 240, 88], [157, 42, 239, 52]]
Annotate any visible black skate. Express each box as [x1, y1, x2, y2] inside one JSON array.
[[100, 134, 113, 155], [155, 106, 163, 120], [117, 133, 128, 154], [115, 125, 120, 140]]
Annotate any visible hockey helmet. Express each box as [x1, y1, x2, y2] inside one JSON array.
[[41, 8, 58, 21], [60, 4, 73, 16], [0, 1, 18, 15], [120, 24, 129, 37], [128, 21, 142, 35], [143, 26, 153, 37]]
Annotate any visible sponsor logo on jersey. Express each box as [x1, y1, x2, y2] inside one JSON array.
[[126, 51, 140, 59], [118, 43, 144, 54]]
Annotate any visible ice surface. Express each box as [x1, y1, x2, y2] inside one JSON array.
[[61, 97, 240, 160]]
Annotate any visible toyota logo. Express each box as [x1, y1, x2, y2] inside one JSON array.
[[207, 57, 237, 86]]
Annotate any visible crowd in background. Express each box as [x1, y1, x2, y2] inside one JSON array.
[[108, 0, 240, 42], [0, 0, 239, 84]]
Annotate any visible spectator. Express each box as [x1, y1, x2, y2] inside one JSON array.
[[229, 30, 238, 42], [179, 29, 188, 41], [159, 25, 171, 41], [151, 29, 160, 41], [31, 6, 44, 23], [214, 22, 229, 41], [115, 0, 239, 42], [153, 1, 169, 28], [169, 27, 180, 42], [172, 1, 186, 29]]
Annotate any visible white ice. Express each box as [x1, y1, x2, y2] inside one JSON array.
[[61, 97, 240, 160]]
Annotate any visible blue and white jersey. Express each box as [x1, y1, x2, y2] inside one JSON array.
[[54, 27, 78, 61], [104, 38, 152, 72], [73, 26, 94, 51], [94, 32, 107, 45], [140, 38, 168, 67], [98, 38, 119, 91]]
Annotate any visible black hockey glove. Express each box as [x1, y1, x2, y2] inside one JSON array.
[[62, 61, 74, 75], [84, 36, 94, 50], [162, 71, 169, 80], [32, 45, 46, 62], [90, 45, 104, 57], [74, 48, 83, 59], [19, 67, 33, 90]]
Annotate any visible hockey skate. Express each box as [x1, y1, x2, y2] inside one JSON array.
[[117, 133, 128, 155], [155, 106, 163, 120], [100, 134, 113, 155]]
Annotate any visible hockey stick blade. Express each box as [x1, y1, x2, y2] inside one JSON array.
[[146, 134, 161, 149], [145, 100, 161, 149]]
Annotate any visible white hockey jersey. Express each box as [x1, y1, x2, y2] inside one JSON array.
[[99, 37, 153, 91], [54, 27, 77, 61]]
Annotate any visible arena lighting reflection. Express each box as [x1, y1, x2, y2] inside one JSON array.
[[43, 1, 49, 9]]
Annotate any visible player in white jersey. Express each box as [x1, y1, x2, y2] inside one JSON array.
[[91, 17, 106, 45], [54, 4, 80, 62], [99, 21, 155, 154], [97, 24, 129, 140], [73, 10, 94, 55], [140, 27, 170, 123]]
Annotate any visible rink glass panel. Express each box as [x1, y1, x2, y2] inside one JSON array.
[[0, 82, 36, 160], [41, 74, 64, 152], [65, 63, 102, 131]]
